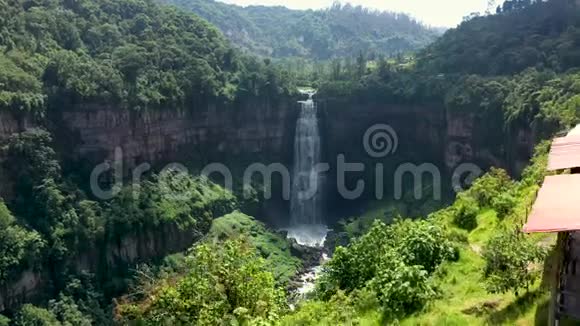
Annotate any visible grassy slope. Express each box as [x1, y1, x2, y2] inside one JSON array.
[[326, 173, 557, 325], [341, 195, 448, 239], [401, 209, 553, 326]]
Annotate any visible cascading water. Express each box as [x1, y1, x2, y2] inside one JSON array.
[[287, 90, 328, 247]]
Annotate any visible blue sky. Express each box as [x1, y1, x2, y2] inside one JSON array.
[[218, 0, 501, 27]]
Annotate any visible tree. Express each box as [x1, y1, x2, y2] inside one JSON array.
[[3, 129, 60, 187], [116, 238, 286, 325], [452, 194, 479, 231], [0, 201, 43, 282], [14, 305, 60, 326], [356, 51, 366, 78], [318, 219, 455, 316], [482, 229, 546, 295]]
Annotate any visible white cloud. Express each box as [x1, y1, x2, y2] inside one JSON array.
[[219, 0, 500, 27]]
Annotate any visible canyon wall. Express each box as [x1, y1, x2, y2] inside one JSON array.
[[319, 100, 534, 219], [51, 98, 298, 173], [0, 99, 299, 311], [0, 100, 533, 200], [321, 101, 534, 177], [0, 99, 536, 311]]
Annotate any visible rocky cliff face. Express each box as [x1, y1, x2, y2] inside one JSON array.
[[52, 99, 298, 173], [0, 101, 533, 203], [318, 101, 534, 219]]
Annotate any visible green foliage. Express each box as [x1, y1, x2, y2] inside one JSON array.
[[367, 253, 435, 317], [105, 172, 236, 236], [162, 0, 440, 60], [521, 140, 551, 187], [3, 129, 60, 186], [418, 0, 580, 75], [452, 194, 479, 231], [47, 295, 93, 326], [482, 229, 547, 295], [13, 295, 93, 326], [0, 52, 45, 113], [318, 219, 455, 317], [208, 212, 301, 284], [280, 291, 363, 325], [444, 75, 507, 112], [390, 219, 458, 274], [0, 0, 296, 114], [116, 238, 286, 325], [14, 305, 60, 326], [0, 128, 239, 318], [0, 201, 43, 282], [466, 168, 515, 211]]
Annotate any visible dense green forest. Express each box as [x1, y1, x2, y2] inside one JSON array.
[[417, 0, 580, 75], [0, 0, 298, 114], [160, 0, 440, 59], [1, 0, 580, 324]]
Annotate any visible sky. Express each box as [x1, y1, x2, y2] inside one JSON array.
[[218, 0, 500, 27]]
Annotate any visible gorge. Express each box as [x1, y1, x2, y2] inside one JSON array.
[[0, 0, 577, 324]]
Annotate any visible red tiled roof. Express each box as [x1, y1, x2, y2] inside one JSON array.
[[548, 135, 580, 171], [523, 174, 580, 233]]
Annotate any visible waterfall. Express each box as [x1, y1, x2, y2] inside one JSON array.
[[287, 90, 327, 247]]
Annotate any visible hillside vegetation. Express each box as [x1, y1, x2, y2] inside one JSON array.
[[160, 0, 440, 59], [1, 0, 580, 325], [418, 0, 580, 75], [0, 0, 296, 114]]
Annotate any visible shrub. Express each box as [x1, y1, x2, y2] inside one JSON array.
[[0, 201, 44, 282], [279, 291, 359, 325], [14, 305, 59, 326], [318, 219, 455, 316], [368, 252, 436, 317], [467, 168, 514, 208], [390, 219, 458, 273], [491, 191, 517, 218], [482, 229, 547, 295], [116, 238, 286, 325], [452, 195, 479, 231]]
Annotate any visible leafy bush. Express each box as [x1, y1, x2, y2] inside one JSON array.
[[116, 238, 286, 325], [520, 140, 551, 187], [452, 195, 479, 231], [14, 305, 60, 326], [390, 219, 458, 273], [280, 291, 359, 325], [492, 191, 517, 218], [368, 252, 436, 317], [208, 212, 301, 284], [318, 219, 455, 316], [0, 201, 44, 282], [467, 168, 514, 208], [482, 229, 547, 295]]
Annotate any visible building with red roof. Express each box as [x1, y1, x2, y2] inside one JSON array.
[[524, 125, 580, 322]]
